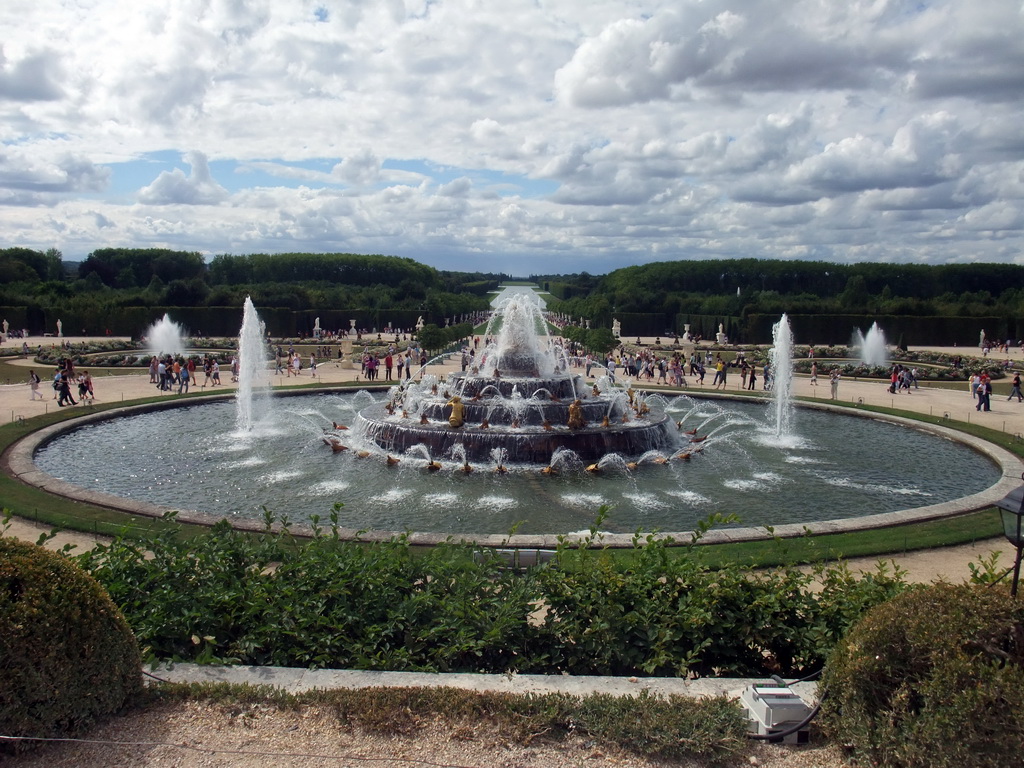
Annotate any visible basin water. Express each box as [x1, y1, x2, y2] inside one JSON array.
[[32, 297, 1001, 537]]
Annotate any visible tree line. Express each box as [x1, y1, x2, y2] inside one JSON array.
[[0, 248, 504, 333], [536, 259, 1024, 322], [3, 246, 1022, 342]]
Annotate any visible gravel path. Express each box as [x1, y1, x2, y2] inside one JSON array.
[[1, 699, 847, 768]]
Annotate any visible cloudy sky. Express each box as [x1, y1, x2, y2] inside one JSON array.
[[2, 1, 1023, 275]]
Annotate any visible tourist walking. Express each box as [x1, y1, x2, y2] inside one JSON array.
[[76, 372, 89, 403], [57, 373, 77, 406], [28, 370, 43, 400], [1009, 372, 1022, 403], [976, 373, 992, 412]]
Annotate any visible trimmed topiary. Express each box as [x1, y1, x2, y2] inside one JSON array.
[[0, 537, 142, 752], [820, 582, 1024, 768]]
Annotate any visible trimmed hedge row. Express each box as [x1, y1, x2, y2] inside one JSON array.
[[0, 537, 141, 752], [72, 515, 909, 678], [822, 583, 1024, 768]]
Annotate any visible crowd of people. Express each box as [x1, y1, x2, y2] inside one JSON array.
[[147, 355, 221, 393], [15, 331, 1023, 419], [26, 357, 97, 406]]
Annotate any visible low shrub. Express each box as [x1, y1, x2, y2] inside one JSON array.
[[820, 582, 1024, 768], [74, 513, 909, 678], [0, 537, 142, 752]]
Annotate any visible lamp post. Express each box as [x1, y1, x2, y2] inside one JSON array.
[[995, 473, 1024, 597]]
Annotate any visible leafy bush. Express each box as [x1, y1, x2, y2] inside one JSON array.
[[820, 583, 1024, 768], [73, 512, 909, 678], [0, 537, 142, 752]]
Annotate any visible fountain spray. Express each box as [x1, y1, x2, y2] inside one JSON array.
[[236, 297, 269, 432], [770, 314, 794, 438]]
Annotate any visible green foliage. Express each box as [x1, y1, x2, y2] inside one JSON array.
[[0, 247, 64, 283], [415, 323, 446, 352], [536, 528, 907, 678], [79, 248, 206, 288], [73, 513, 909, 679], [0, 536, 142, 752], [584, 326, 618, 355], [820, 583, 1024, 768], [207, 252, 438, 288]]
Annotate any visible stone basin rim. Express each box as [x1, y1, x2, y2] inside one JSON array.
[[6, 387, 1021, 549]]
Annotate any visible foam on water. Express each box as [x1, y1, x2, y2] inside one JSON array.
[[261, 470, 303, 483], [478, 495, 519, 511], [664, 489, 711, 505], [373, 488, 415, 504], [622, 491, 670, 510], [225, 456, 268, 468], [309, 480, 351, 494], [560, 493, 608, 509], [421, 492, 460, 507], [824, 477, 929, 496]]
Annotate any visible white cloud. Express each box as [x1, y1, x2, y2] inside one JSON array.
[[0, 47, 64, 101], [0, 146, 109, 204], [0, 1, 1021, 271], [138, 151, 228, 205]]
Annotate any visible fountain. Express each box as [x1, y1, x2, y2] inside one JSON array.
[[236, 297, 269, 432], [145, 314, 187, 358], [25, 296, 1009, 538], [354, 294, 679, 462], [853, 323, 888, 368], [770, 314, 794, 439]]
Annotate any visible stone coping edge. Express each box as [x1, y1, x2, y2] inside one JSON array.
[[151, 662, 819, 703], [6, 389, 1023, 549]]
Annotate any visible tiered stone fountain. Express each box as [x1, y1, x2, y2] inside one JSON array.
[[354, 294, 678, 463]]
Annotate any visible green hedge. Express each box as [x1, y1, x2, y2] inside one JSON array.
[[73, 514, 909, 677], [821, 583, 1024, 768], [0, 537, 142, 752]]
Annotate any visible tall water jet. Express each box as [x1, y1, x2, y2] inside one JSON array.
[[236, 297, 269, 432], [145, 313, 186, 358], [481, 293, 556, 378], [770, 314, 794, 438], [853, 323, 888, 367]]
